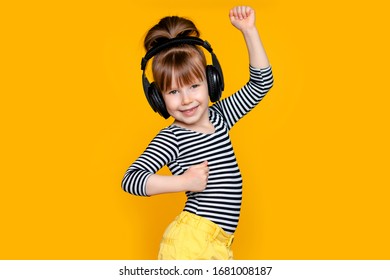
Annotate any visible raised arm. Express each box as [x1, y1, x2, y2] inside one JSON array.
[[210, 6, 273, 129], [229, 6, 270, 69]]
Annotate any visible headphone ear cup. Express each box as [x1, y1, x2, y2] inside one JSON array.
[[148, 82, 170, 119], [206, 65, 222, 102]]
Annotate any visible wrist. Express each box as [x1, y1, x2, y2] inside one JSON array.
[[177, 173, 189, 192], [241, 26, 259, 37]]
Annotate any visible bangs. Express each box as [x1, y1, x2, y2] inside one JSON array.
[[152, 46, 206, 93]]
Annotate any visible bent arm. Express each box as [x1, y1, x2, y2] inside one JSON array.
[[146, 161, 208, 195], [144, 174, 187, 196], [121, 129, 209, 196], [121, 129, 179, 196]]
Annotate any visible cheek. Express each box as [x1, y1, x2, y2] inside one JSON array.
[[162, 95, 178, 110], [199, 89, 210, 103]]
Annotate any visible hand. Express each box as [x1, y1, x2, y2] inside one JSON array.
[[182, 161, 209, 192], [229, 6, 256, 31]]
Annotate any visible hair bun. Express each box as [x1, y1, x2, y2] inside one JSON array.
[[144, 16, 200, 51]]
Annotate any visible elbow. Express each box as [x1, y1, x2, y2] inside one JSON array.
[[121, 171, 138, 196], [267, 78, 274, 92], [249, 67, 274, 93], [262, 65, 274, 89], [121, 173, 133, 194], [261, 73, 274, 94], [121, 170, 149, 197]]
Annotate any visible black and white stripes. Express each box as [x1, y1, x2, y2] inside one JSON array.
[[122, 65, 273, 234]]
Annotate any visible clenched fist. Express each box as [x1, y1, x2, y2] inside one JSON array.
[[182, 161, 209, 192]]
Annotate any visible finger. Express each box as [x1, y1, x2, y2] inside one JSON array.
[[243, 6, 250, 17], [201, 161, 209, 172], [229, 8, 234, 18], [192, 161, 208, 171], [236, 6, 241, 17], [238, 6, 244, 19], [245, 6, 254, 18], [229, 9, 236, 20], [238, 6, 252, 19], [230, 6, 240, 20]]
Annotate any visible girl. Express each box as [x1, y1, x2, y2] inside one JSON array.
[[122, 6, 273, 259]]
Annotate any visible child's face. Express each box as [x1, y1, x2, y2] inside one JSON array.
[[162, 77, 210, 130]]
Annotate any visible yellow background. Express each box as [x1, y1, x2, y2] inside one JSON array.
[[1, 0, 389, 260]]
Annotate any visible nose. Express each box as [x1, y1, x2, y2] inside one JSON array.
[[181, 91, 192, 105]]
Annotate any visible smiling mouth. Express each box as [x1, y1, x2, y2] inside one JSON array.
[[180, 105, 199, 115]]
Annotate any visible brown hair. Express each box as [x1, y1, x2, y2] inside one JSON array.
[[144, 16, 207, 93]]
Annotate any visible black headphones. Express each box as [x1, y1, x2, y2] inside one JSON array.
[[141, 37, 224, 119]]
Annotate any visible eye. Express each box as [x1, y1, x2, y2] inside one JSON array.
[[168, 89, 178, 95], [191, 84, 200, 89]]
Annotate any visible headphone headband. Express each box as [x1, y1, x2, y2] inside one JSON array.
[[141, 37, 213, 71]]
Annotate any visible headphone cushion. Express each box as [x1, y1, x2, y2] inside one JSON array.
[[148, 82, 170, 119], [206, 65, 222, 102]]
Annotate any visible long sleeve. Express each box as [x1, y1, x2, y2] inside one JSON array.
[[211, 65, 273, 130], [121, 128, 179, 196]]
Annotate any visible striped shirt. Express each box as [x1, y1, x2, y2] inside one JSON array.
[[122, 65, 273, 234]]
